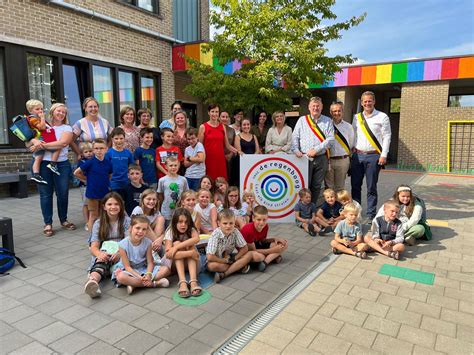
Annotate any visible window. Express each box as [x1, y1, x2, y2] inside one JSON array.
[[0, 53, 8, 144], [27, 53, 57, 114], [119, 71, 136, 109], [449, 95, 474, 108], [93, 65, 115, 127], [122, 0, 159, 14], [141, 76, 158, 125], [173, 0, 199, 42], [389, 98, 401, 113]]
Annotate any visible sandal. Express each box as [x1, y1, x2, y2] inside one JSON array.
[[43, 225, 54, 237], [178, 280, 190, 298], [61, 221, 77, 230], [274, 255, 283, 264], [389, 251, 400, 260], [355, 251, 367, 259], [189, 279, 203, 297]]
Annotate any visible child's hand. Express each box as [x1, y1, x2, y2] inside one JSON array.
[[97, 251, 110, 262], [110, 252, 120, 263], [192, 249, 200, 262], [142, 274, 152, 286], [152, 239, 162, 252]]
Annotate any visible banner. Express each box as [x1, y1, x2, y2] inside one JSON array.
[[240, 154, 308, 223]]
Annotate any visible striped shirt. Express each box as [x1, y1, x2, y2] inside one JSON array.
[[291, 114, 334, 156], [73, 117, 113, 142], [206, 227, 246, 258]]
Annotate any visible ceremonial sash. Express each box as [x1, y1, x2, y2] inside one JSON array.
[[356, 113, 382, 154], [306, 115, 329, 158], [334, 125, 351, 156]]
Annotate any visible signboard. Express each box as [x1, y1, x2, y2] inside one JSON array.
[[240, 154, 308, 223]]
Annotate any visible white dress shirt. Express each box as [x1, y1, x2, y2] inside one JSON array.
[[352, 109, 391, 158], [331, 120, 354, 157]]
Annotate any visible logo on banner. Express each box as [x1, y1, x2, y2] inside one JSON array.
[[243, 157, 305, 219]]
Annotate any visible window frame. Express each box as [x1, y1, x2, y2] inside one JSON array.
[[389, 97, 401, 114], [117, 0, 161, 17]]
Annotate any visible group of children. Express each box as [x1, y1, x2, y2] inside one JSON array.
[[295, 184, 429, 261]]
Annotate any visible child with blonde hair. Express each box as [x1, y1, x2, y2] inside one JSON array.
[[241, 189, 257, 223], [180, 190, 202, 233], [294, 188, 321, 237], [316, 188, 344, 234], [77, 142, 94, 230], [337, 189, 362, 219], [214, 176, 229, 208], [194, 188, 217, 234], [330, 203, 368, 258]]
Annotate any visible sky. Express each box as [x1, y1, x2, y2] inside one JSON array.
[[211, 0, 474, 65]]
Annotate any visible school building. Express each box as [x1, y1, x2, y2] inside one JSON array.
[[172, 44, 474, 174], [0, 0, 209, 175]]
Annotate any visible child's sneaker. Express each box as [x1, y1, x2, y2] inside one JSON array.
[[47, 163, 60, 175], [214, 272, 225, 283], [84, 279, 101, 298], [257, 261, 267, 272], [308, 224, 317, 237], [240, 264, 251, 274], [31, 173, 48, 185], [154, 278, 170, 288], [319, 226, 329, 235], [404, 235, 416, 246]]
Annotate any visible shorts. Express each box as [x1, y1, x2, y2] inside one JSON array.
[[87, 198, 100, 212], [80, 186, 88, 206], [255, 240, 272, 249], [88, 259, 119, 278], [33, 149, 45, 158]]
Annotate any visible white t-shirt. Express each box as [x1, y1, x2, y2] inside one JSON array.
[[43, 124, 73, 162], [194, 203, 216, 231], [184, 142, 206, 179]]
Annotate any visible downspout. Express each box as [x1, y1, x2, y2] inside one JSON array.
[[47, 0, 184, 44]]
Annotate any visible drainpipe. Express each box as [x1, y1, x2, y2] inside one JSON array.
[[47, 0, 184, 44]]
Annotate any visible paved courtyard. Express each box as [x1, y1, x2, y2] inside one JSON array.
[[1, 170, 473, 354]]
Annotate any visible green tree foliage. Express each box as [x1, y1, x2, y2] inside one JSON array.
[[184, 0, 365, 114]]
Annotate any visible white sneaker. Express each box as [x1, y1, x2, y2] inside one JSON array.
[[155, 278, 170, 288], [84, 279, 101, 298]]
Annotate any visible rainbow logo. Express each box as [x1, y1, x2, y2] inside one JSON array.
[[242, 157, 306, 220]]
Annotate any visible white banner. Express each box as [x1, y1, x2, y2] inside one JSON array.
[[240, 154, 308, 223]]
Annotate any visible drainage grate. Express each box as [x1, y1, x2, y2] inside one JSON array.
[[214, 253, 339, 354]]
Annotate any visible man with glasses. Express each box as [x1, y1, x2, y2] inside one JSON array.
[[292, 97, 334, 205], [325, 102, 354, 192]]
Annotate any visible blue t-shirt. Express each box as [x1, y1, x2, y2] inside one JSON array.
[[320, 201, 343, 219], [106, 148, 134, 190], [294, 201, 317, 220], [134, 146, 157, 185], [81, 156, 112, 199], [77, 158, 90, 187], [334, 220, 362, 241]]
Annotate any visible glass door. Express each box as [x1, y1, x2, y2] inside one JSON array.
[[62, 61, 88, 126]]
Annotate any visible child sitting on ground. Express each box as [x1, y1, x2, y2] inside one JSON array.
[[316, 188, 344, 234], [241, 206, 288, 271], [207, 209, 264, 283], [364, 200, 405, 260], [164, 208, 203, 298], [194, 188, 217, 234], [294, 188, 321, 237], [26, 99, 60, 184], [241, 189, 257, 223], [214, 177, 229, 208], [134, 127, 158, 190], [219, 186, 247, 229], [114, 215, 170, 295], [119, 165, 148, 216], [180, 190, 202, 233], [337, 189, 362, 219], [330, 203, 368, 259], [78, 142, 94, 231], [199, 175, 214, 192]]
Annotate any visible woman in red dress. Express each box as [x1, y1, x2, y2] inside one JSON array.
[[198, 104, 237, 182]]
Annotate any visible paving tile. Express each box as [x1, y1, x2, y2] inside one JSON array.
[[229, 298, 263, 317], [144, 296, 178, 314], [53, 303, 94, 324], [131, 311, 172, 333], [426, 293, 459, 311], [271, 311, 309, 334], [20, 290, 58, 307], [397, 286, 428, 302], [412, 345, 445, 355], [397, 324, 436, 349], [109, 303, 149, 323], [283, 299, 318, 320], [154, 320, 196, 345], [363, 314, 400, 337], [313, 273, 345, 287], [0, 304, 38, 324], [114, 329, 161, 354], [444, 287, 473, 302], [372, 334, 414, 354], [145, 340, 175, 354], [4, 284, 43, 299], [72, 311, 115, 334], [406, 299, 442, 319], [309, 332, 351, 354], [0, 320, 14, 337], [197, 296, 233, 315], [291, 327, 318, 348], [282, 342, 318, 354], [188, 312, 217, 329], [0, 330, 34, 353], [166, 304, 204, 324], [168, 337, 215, 354], [26, 273, 60, 287], [245, 288, 277, 305], [456, 324, 474, 342], [420, 315, 456, 338], [333, 306, 368, 326], [295, 289, 330, 307], [348, 344, 382, 355], [378, 293, 410, 310], [0, 295, 22, 312], [54, 283, 86, 299], [326, 291, 360, 309], [191, 322, 233, 348], [35, 296, 76, 315], [349, 285, 380, 301], [305, 313, 344, 336], [12, 312, 55, 334], [356, 298, 389, 318], [48, 330, 97, 353], [435, 334, 474, 354], [338, 323, 378, 348], [440, 308, 474, 327], [94, 320, 137, 345], [9, 341, 53, 355], [39, 278, 76, 293], [206, 284, 237, 299], [212, 310, 248, 331], [226, 278, 260, 293], [306, 281, 338, 295], [386, 307, 422, 328], [77, 340, 122, 355], [29, 321, 75, 345], [317, 302, 338, 317]]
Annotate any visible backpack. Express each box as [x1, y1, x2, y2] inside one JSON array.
[[0, 248, 27, 274], [9, 115, 35, 142]]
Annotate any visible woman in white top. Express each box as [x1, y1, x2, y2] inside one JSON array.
[[265, 111, 293, 154]]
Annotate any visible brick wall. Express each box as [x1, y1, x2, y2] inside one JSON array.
[[398, 81, 474, 170]]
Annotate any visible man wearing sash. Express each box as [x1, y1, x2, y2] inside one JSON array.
[[351, 91, 391, 222], [292, 96, 334, 205], [325, 101, 354, 192]]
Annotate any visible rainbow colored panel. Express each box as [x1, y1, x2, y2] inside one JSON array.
[[172, 46, 186, 71], [119, 89, 134, 102], [334, 68, 348, 86], [407, 61, 424, 82], [96, 91, 112, 104], [391, 63, 408, 83], [348, 67, 362, 86]]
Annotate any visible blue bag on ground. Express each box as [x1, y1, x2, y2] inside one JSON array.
[[9, 115, 35, 142], [0, 248, 27, 274]]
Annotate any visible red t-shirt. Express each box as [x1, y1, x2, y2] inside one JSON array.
[[240, 222, 268, 244], [156, 145, 183, 178]]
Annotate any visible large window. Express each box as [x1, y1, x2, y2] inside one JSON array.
[[27, 53, 57, 114], [93, 65, 115, 127], [122, 0, 159, 14], [449, 95, 474, 108], [0, 53, 7, 144], [173, 0, 199, 42], [119, 71, 136, 110], [141, 76, 158, 125]]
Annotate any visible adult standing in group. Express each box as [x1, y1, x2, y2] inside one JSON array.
[[220, 111, 236, 181], [351, 91, 391, 222], [251, 111, 269, 153], [172, 110, 189, 158], [198, 104, 237, 181], [231, 109, 244, 134], [292, 97, 334, 205], [72, 97, 113, 158], [118, 106, 140, 153], [265, 111, 293, 154], [159, 100, 183, 130], [30, 103, 75, 236], [137, 108, 161, 149], [235, 117, 261, 155], [325, 102, 354, 192]]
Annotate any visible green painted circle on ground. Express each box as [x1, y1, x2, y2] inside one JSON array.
[[172, 289, 212, 306]]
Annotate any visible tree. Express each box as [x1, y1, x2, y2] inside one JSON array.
[[184, 0, 365, 114]]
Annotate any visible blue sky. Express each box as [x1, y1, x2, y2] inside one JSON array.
[[325, 0, 474, 64], [211, 1, 473, 65]]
